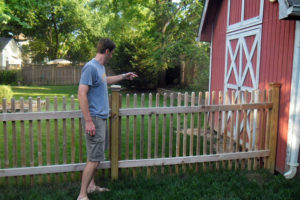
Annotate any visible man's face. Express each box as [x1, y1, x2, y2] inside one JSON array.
[[104, 49, 114, 63]]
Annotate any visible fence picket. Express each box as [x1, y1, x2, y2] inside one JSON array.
[[189, 92, 195, 170], [71, 96, 75, 180], [37, 97, 43, 183], [196, 92, 202, 172], [210, 92, 216, 169], [175, 93, 181, 174], [241, 92, 247, 169], [154, 93, 160, 174], [46, 97, 51, 182], [62, 97, 67, 180], [54, 97, 59, 182], [20, 98, 26, 184], [248, 91, 255, 170], [133, 94, 137, 177], [147, 93, 152, 176], [140, 94, 145, 159], [264, 90, 272, 169], [28, 97, 34, 184], [261, 90, 267, 168], [228, 91, 235, 170], [222, 92, 229, 168], [161, 93, 167, 174], [11, 98, 18, 184], [190, 92, 195, 157], [126, 94, 130, 176], [254, 90, 260, 170], [203, 92, 209, 171], [169, 93, 174, 173], [235, 92, 242, 170], [216, 91, 222, 170], [182, 92, 188, 172]]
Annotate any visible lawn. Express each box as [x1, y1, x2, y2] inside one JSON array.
[[0, 169, 299, 200]]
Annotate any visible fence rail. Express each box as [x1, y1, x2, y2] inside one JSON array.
[[0, 83, 280, 184]]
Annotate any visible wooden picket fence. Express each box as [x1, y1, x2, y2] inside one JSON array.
[[0, 83, 280, 184]]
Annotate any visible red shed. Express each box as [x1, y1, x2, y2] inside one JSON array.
[[198, 0, 300, 178]]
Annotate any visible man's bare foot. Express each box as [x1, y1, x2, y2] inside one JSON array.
[[87, 185, 110, 194]]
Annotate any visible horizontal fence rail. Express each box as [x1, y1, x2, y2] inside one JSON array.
[[0, 83, 280, 184]]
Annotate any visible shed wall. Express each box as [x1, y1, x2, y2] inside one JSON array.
[[208, 0, 296, 173], [259, 1, 295, 173]]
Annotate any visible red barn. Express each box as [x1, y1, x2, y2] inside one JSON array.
[[198, 0, 300, 178]]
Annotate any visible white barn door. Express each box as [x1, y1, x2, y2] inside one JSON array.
[[224, 0, 264, 149]]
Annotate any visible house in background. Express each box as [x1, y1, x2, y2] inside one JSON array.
[[0, 37, 23, 70], [198, 0, 300, 178]]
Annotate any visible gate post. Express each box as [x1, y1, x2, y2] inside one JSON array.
[[110, 85, 121, 180], [268, 83, 281, 173]]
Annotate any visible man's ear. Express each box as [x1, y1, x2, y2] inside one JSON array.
[[105, 49, 110, 54]]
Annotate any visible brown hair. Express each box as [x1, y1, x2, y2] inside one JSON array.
[[97, 38, 116, 54]]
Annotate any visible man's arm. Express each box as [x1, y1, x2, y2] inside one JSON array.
[[78, 84, 96, 136], [107, 72, 138, 85]]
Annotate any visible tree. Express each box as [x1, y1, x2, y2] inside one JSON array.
[[1, 0, 99, 62]]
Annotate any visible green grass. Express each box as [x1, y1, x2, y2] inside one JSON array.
[[0, 170, 299, 200]]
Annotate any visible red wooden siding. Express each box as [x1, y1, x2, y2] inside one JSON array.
[[259, 1, 295, 173], [244, 0, 260, 20], [210, 0, 228, 93], [229, 0, 242, 25], [208, 0, 296, 173]]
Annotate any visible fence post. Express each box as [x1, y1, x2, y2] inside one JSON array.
[[111, 85, 121, 180], [268, 83, 281, 173]]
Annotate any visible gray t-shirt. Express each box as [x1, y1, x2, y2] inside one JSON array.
[[79, 59, 109, 119]]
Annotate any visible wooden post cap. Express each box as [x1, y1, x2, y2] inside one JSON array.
[[110, 85, 121, 91], [269, 83, 281, 88]]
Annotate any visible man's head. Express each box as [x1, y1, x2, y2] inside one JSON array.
[[97, 38, 116, 54]]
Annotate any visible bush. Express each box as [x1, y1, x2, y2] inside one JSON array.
[[0, 70, 20, 85], [0, 85, 13, 101]]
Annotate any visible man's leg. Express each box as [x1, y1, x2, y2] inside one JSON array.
[[77, 161, 99, 199], [87, 166, 110, 193]]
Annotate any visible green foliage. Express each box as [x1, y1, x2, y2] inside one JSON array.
[[2, 0, 209, 89], [0, 85, 13, 101], [0, 70, 19, 85], [109, 37, 159, 89]]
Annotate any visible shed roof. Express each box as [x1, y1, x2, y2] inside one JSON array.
[[279, 0, 300, 19], [0, 37, 12, 51]]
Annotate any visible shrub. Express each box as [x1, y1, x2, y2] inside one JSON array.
[[0, 85, 13, 101], [0, 70, 20, 85]]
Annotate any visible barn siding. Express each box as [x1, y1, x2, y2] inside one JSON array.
[[259, 1, 295, 173], [210, 0, 228, 94], [208, 0, 296, 173]]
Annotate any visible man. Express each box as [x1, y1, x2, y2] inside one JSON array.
[[77, 38, 137, 200]]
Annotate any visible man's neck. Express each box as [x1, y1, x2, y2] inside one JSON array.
[[94, 53, 106, 65]]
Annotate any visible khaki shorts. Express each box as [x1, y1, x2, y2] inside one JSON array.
[[82, 116, 109, 162]]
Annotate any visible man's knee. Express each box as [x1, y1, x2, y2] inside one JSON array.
[[87, 161, 99, 169]]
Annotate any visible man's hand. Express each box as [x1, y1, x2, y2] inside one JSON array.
[[123, 72, 138, 80], [85, 120, 96, 136]]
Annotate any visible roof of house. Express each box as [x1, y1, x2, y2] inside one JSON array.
[[0, 37, 13, 51], [279, 0, 300, 19]]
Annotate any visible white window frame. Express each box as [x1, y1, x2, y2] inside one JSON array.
[[227, 0, 264, 33]]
